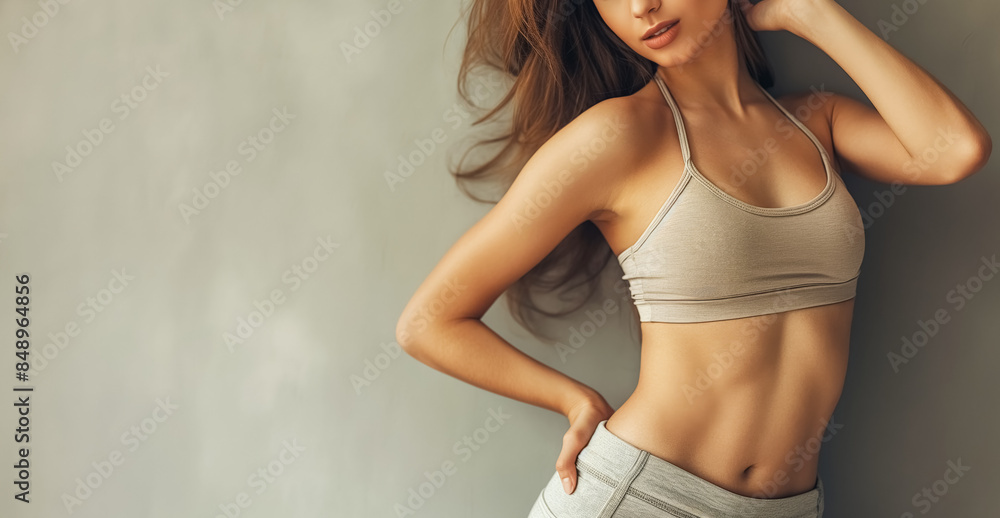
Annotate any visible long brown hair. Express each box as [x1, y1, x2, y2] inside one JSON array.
[[448, 0, 774, 342]]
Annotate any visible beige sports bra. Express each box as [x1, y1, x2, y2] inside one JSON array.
[[617, 74, 865, 323]]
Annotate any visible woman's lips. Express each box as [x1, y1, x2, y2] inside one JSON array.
[[642, 19, 680, 40], [643, 21, 680, 50]]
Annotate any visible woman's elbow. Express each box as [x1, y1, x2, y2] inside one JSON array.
[[948, 130, 993, 183], [395, 315, 423, 354]]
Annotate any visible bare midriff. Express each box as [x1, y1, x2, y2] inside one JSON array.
[[603, 297, 853, 499]]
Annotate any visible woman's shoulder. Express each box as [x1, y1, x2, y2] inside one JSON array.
[[518, 83, 676, 223], [574, 81, 675, 137], [550, 82, 675, 174]]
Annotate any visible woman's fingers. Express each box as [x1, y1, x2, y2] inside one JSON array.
[[738, 0, 759, 30], [555, 426, 592, 494], [554, 390, 614, 494]]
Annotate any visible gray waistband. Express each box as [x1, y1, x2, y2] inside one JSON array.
[[575, 420, 824, 518]]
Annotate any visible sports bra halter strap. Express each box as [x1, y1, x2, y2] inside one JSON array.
[[650, 72, 836, 217]]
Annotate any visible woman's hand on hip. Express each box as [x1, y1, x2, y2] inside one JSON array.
[[556, 392, 614, 495]]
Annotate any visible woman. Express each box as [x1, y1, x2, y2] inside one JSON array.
[[396, 0, 991, 516]]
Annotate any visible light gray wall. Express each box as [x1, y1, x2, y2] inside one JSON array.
[[0, 1, 995, 517]]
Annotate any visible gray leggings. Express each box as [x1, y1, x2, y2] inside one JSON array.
[[526, 420, 824, 518]]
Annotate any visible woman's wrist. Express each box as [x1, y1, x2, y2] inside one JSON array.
[[783, 0, 844, 43], [559, 385, 609, 420]]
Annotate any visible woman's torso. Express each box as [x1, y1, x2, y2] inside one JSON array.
[[594, 75, 858, 499]]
